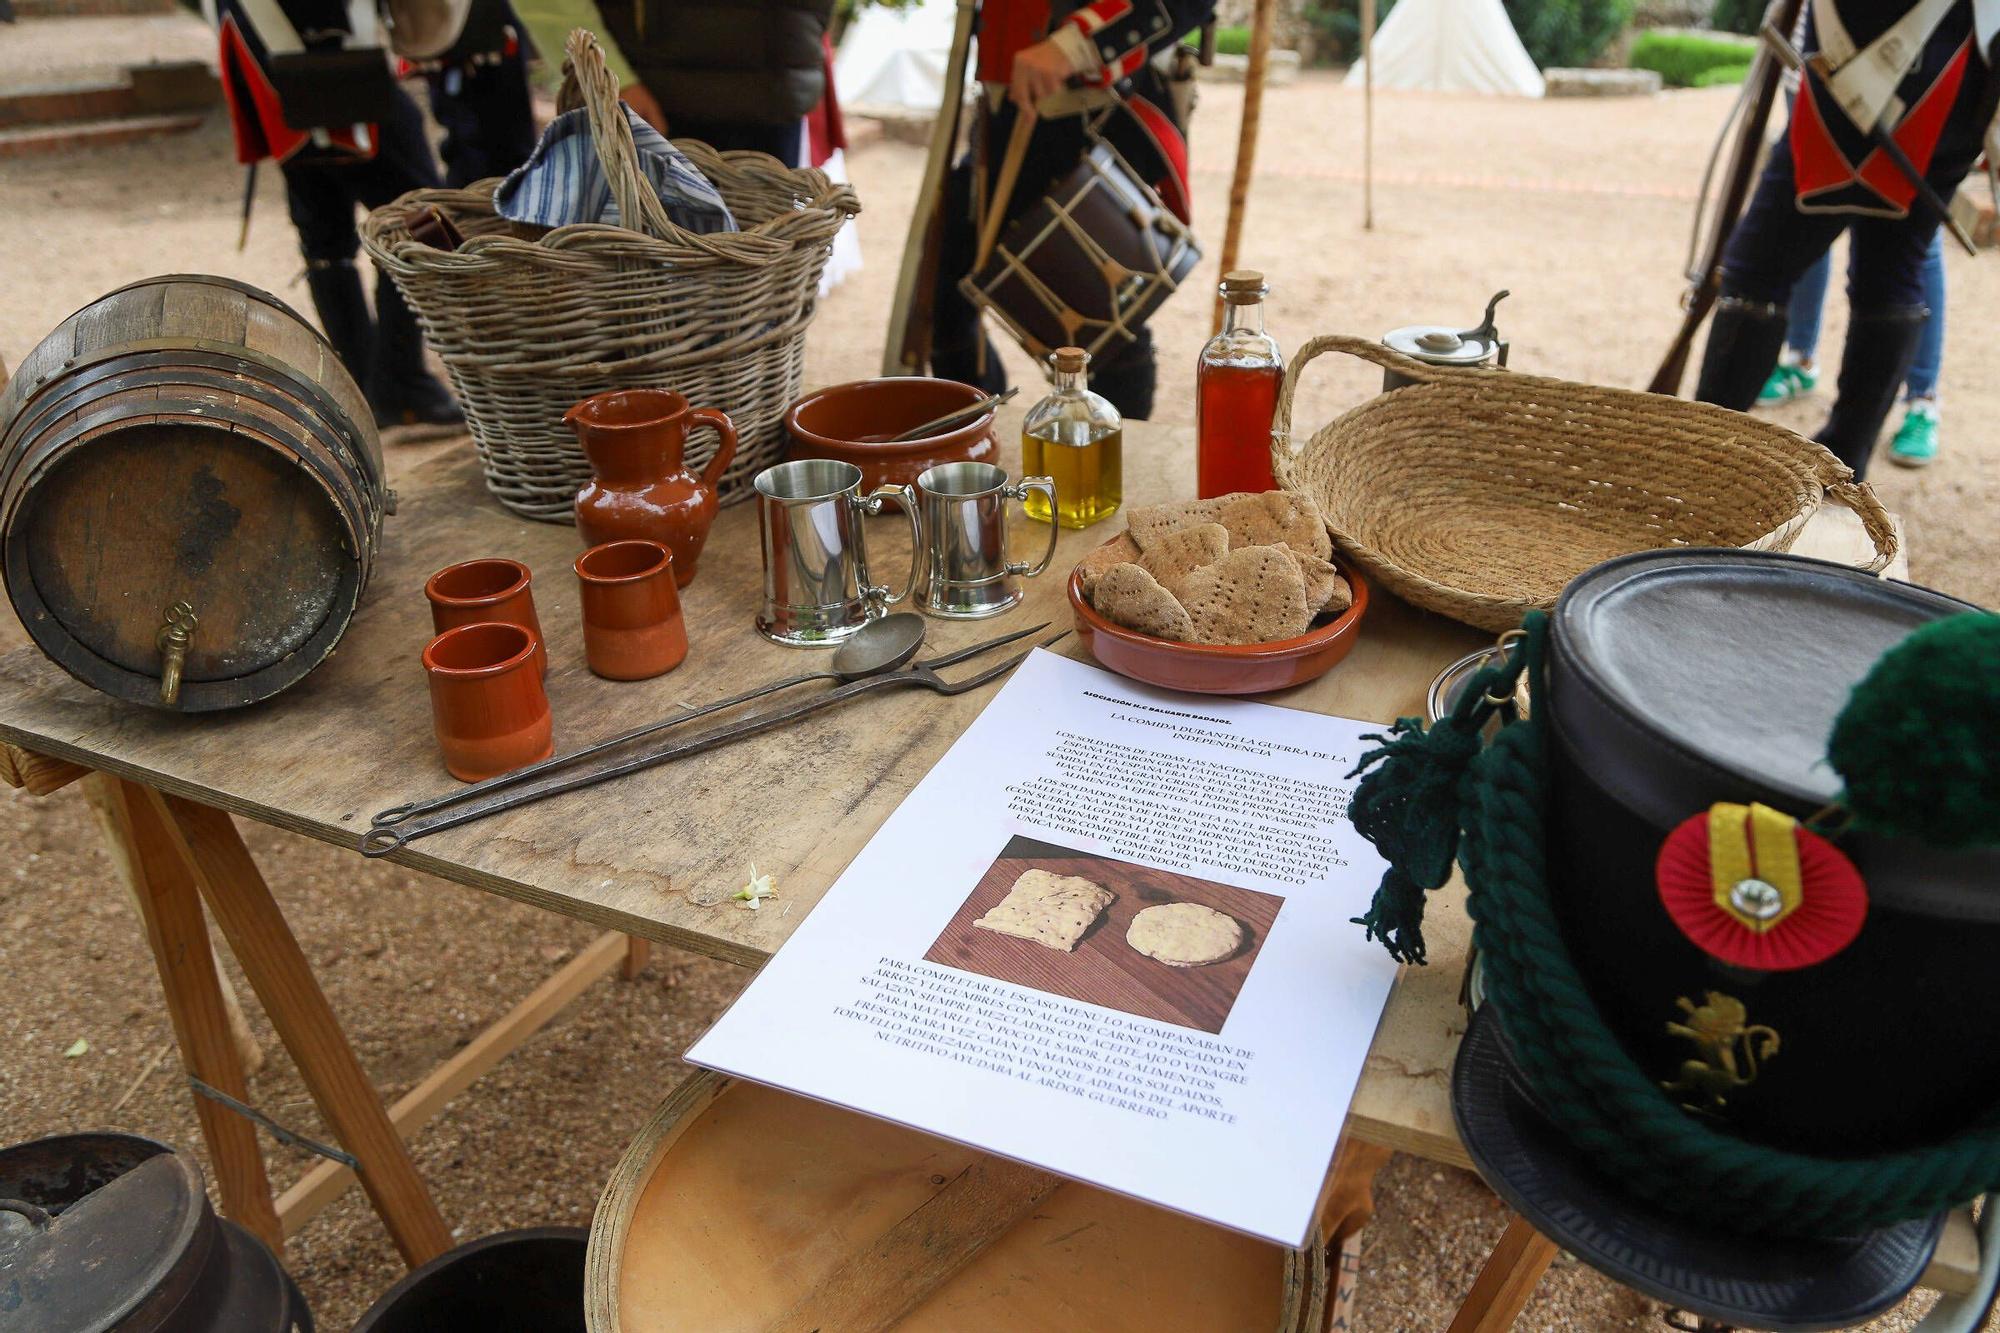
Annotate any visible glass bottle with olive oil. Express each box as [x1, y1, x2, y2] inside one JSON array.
[[1021, 346, 1121, 529]]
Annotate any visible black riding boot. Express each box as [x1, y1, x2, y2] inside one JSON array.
[[367, 276, 464, 432], [303, 258, 374, 386], [1814, 306, 1926, 482], [1693, 296, 1791, 412]]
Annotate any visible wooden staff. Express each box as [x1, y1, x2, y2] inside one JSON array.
[[882, 0, 980, 375], [1362, 0, 1375, 230], [1213, 0, 1277, 332], [975, 107, 1038, 271]]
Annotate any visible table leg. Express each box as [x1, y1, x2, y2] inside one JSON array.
[[83, 775, 283, 1255], [148, 788, 452, 1267], [622, 934, 651, 980], [1316, 1135, 1395, 1332], [1445, 1213, 1559, 1333]]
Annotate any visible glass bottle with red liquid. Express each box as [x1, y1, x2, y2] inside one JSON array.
[[1196, 271, 1284, 498]]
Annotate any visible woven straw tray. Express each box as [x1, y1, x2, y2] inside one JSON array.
[[1271, 336, 1897, 634]]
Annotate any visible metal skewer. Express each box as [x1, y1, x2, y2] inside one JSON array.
[[887, 387, 1018, 442], [369, 614, 935, 831], [361, 625, 1066, 857]]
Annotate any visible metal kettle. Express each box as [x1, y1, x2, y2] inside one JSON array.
[[0, 1132, 310, 1332], [1381, 290, 1511, 390]]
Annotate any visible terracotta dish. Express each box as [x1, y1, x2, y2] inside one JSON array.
[[786, 378, 998, 490], [1068, 551, 1370, 695]]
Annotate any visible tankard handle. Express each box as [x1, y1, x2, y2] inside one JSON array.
[[854, 484, 921, 608], [1004, 477, 1059, 578]]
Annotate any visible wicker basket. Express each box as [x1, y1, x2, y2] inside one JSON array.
[[361, 30, 860, 521], [1271, 336, 1898, 634]]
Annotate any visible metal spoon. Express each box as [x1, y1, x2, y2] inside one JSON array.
[[887, 387, 1018, 442], [369, 613, 929, 832]]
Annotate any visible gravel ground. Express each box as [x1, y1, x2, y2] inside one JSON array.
[[2, 18, 1996, 1328]]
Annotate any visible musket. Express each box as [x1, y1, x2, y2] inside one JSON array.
[[1649, 0, 1805, 395], [882, 0, 980, 376]]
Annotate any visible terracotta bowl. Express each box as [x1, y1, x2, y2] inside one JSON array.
[[786, 378, 998, 491], [1067, 553, 1371, 695]]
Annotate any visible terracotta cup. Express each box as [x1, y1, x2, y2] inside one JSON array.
[[425, 558, 547, 677], [574, 540, 689, 681], [423, 622, 554, 782]]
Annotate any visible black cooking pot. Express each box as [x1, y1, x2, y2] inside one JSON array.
[[0, 1132, 309, 1333], [351, 1227, 587, 1333], [1542, 549, 2000, 1155]]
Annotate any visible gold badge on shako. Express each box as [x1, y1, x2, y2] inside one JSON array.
[[1654, 802, 1867, 971]]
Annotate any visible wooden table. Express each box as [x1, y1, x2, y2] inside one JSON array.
[[0, 418, 1972, 1323]]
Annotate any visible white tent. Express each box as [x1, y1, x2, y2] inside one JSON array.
[[1345, 0, 1545, 97], [835, 0, 961, 113]]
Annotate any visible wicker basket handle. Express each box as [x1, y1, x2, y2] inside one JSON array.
[[562, 30, 791, 261], [1271, 334, 1455, 476], [1820, 473, 1901, 574]]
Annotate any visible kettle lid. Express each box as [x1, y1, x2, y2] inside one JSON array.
[[1384, 288, 1510, 367], [0, 1134, 207, 1333]]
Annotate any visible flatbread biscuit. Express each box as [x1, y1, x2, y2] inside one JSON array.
[[1139, 521, 1230, 599], [1280, 543, 1353, 614], [974, 870, 1115, 951], [1214, 491, 1332, 560], [1127, 498, 1225, 552], [1178, 544, 1313, 645], [1075, 532, 1142, 601], [1094, 563, 1195, 642], [1127, 902, 1242, 967]]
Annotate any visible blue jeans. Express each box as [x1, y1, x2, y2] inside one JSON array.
[[1786, 231, 1946, 399]]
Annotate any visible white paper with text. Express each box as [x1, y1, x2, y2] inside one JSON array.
[[686, 649, 1399, 1247]]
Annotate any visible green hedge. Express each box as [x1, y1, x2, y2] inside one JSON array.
[[1299, 0, 1626, 68], [1690, 61, 1753, 86], [1629, 29, 1758, 86], [1507, 0, 1636, 71], [1708, 0, 1767, 34]]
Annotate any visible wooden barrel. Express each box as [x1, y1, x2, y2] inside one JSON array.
[[587, 1073, 1328, 1332], [0, 275, 387, 711]]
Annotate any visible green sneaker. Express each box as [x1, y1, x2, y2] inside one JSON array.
[[1889, 400, 1939, 468], [1757, 361, 1819, 405]]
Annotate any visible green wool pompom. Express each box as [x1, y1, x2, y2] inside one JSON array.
[[1827, 613, 2000, 848]]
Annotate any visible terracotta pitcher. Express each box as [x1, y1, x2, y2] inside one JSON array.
[[565, 389, 739, 588]]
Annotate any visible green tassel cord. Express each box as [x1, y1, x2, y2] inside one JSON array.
[[1829, 612, 2000, 848], [1347, 643, 1526, 965]]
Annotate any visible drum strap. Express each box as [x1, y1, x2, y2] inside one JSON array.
[[1810, 0, 1958, 129]]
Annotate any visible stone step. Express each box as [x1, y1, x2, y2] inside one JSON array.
[[0, 61, 219, 128], [12, 0, 179, 17], [0, 110, 207, 157]]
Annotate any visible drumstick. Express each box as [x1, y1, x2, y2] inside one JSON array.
[[975, 108, 1038, 273]]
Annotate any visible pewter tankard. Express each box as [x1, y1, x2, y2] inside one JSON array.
[[913, 462, 1057, 619], [753, 460, 920, 646]]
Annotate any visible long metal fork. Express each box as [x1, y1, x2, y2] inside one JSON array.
[[369, 621, 1047, 832], [360, 627, 1069, 857]]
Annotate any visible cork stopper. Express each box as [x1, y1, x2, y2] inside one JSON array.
[[1050, 346, 1089, 374], [1220, 270, 1268, 304]]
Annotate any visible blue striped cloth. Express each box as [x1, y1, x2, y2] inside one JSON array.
[[494, 105, 738, 235]]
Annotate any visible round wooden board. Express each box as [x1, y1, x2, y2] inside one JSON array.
[[588, 1073, 1325, 1332]]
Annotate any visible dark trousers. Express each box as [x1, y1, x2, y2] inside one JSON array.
[[666, 115, 803, 166], [281, 86, 441, 263], [929, 100, 1158, 420], [1721, 134, 1956, 316], [425, 44, 537, 187]]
